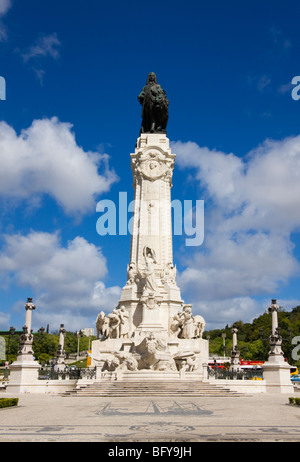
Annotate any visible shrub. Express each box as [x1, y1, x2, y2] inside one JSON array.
[[0, 398, 19, 409], [289, 397, 295, 405], [295, 398, 300, 406]]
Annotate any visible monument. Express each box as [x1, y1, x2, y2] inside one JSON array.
[[54, 324, 66, 372], [230, 326, 240, 370], [8, 298, 41, 392], [91, 73, 208, 380], [262, 300, 294, 393]]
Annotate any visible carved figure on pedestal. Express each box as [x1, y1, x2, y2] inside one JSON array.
[[96, 311, 110, 339], [181, 356, 198, 372], [181, 305, 194, 339], [169, 311, 183, 339], [126, 262, 137, 286], [103, 356, 120, 372], [141, 246, 158, 296], [193, 315, 206, 339], [97, 306, 132, 340], [108, 310, 121, 339], [138, 72, 169, 134], [161, 262, 177, 286], [118, 306, 130, 339], [136, 333, 177, 371], [123, 356, 139, 371], [185, 356, 198, 372], [113, 352, 139, 371], [169, 306, 205, 340]]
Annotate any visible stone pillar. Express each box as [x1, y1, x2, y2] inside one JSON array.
[[7, 298, 41, 393], [54, 324, 66, 372], [91, 130, 209, 380], [230, 327, 240, 369], [119, 134, 184, 335], [267, 300, 284, 360], [17, 298, 37, 361], [262, 299, 294, 393]]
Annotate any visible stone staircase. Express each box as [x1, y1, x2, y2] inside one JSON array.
[[61, 380, 243, 397]]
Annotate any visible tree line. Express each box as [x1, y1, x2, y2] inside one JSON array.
[[203, 305, 300, 366], [1, 330, 96, 366]]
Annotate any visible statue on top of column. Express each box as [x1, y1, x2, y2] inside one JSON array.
[[138, 72, 169, 134]]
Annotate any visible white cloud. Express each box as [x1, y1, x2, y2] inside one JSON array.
[[187, 297, 261, 330], [0, 231, 122, 331], [0, 117, 118, 215], [171, 136, 300, 326], [0, 310, 10, 330], [0, 0, 12, 41], [0, 0, 11, 16], [173, 136, 300, 232], [247, 74, 272, 93], [21, 33, 61, 62]]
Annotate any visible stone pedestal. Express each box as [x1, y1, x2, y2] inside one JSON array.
[[92, 134, 208, 381], [8, 360, 40, 393], [262, 359, 294, 394]]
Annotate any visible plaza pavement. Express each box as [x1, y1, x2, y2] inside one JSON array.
[[0, 390, 300, 443]]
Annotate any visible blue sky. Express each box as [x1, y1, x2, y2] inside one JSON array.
[[0, 0, 300, 332]]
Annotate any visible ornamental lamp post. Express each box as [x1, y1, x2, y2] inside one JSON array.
[[206, 334, 210, 356], [222, 333, 226, 358], [230, 327, 240, 368]]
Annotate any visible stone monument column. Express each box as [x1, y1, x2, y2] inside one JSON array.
[[267, 299, 284, 360], [230, 327, 240, 369], [18, 298, 36, 360], [262, 299, 294, 393], [54, 324, 66, 372], [122, 132, 183, 334], [8, 298, 41, 393], [91, 73, 208, 379]]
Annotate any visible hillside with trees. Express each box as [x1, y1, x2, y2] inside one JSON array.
[[203, 305, 300, 366], [1, 330, 96, 366], [1, 306, 300, 367]]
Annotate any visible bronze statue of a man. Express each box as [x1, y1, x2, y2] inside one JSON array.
[[138, 72, 169, 134]]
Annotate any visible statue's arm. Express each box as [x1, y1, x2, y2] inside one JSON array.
[[138, 87, 146, 103]]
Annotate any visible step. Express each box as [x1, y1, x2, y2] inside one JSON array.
[[61, 380, 241, 397]]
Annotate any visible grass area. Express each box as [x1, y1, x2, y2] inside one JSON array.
[[68, 358, 87, 368]]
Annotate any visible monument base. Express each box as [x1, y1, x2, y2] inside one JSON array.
[[262, 359, 294, 394], [91, 335, 209, 381], [7, 359, 40, 393]]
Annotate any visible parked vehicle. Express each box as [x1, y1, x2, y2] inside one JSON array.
[[291, 374, 300, 382]]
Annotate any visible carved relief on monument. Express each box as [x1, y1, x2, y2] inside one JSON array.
[[137, 246, 160, 297], [173, 352, 199, 372], [169, 306, 206, 340], [126, 261, 137, 286], [136, 333, 177, 371], [96, 306, 130, 340], [131, 148, 175, 185], [161, 262, 177, 286], [99, 352, 139, 372]]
